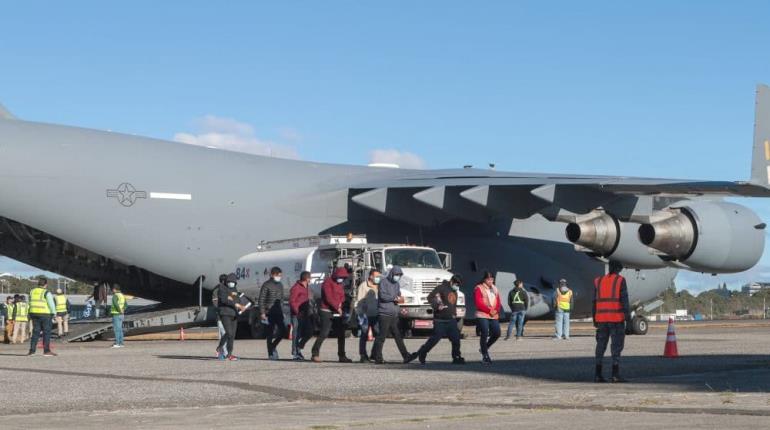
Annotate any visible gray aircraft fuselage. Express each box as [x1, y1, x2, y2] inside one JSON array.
[[0, 118, 675, 317]]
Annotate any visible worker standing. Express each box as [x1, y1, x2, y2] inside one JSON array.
[[54, 288, 70, 338], [311, 267, 354, 363], [355, 270, 380, 363], [212, 274, 228, 357], [505, 279, 529, 341], [413, 275, 465, 364], [111, 284, 126, 348], [28, 277, 57, 356], [12, 296, 29, 344], [216, 273, 243, 361], [3, 296, 14, 344], [259, 267, 286, 361], [370, 266, 418, 365], [553, 279, 574, 340], [474, 271, 502, 364], [289, 271, 313, 361], [593, 260, 631, 383]]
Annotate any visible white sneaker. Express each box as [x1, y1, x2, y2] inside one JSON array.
[[111, 344, 120, 348]]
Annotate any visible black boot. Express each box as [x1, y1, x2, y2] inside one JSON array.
[[610, 364, 627, 383], [594, 365, 607, 383]]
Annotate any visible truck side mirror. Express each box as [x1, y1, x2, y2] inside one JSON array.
[[438, 252, 452, 271]]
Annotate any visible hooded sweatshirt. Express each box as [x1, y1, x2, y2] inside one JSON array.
[[378, 266, 403, 317], [217, 274, 239, 317], [321, 267, 348, 313]]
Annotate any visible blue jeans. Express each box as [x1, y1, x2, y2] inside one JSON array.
[[112, 314, 124, 345], [476, 318, 500, 357], [357, 314, 379, 357], [291, 315, 312, 356], [29, 315, 52, 353], [555, 310, 570, 339], [506, 311, 526, 338], [417, 319, 461, 359]]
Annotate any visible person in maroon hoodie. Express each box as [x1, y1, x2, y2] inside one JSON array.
[[310, 267, 353, 363], [289, 271, 312, 361]]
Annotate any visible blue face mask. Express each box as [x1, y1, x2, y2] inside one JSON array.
[[392, 275, 402, 282], [373, 276, 381, 284]]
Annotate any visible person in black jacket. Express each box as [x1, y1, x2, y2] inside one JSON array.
[[505, 279, 529, 341], [259, 266, 286, 360], [217, 273, 243, 361], [413, 275, 465, 365]]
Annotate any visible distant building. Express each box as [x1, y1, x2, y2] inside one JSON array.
[[741, 282, 770, 296]]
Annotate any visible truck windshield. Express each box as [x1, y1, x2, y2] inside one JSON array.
[[383, 248, 443, 269]]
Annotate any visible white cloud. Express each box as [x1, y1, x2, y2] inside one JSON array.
[[369, 149, 426, 169], [174, 115, 299, 159]]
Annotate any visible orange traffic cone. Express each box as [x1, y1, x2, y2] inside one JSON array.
[[288, 324, 294, 340], [367, 326, 374, 342], [663, 317, 679, 358], [179, 326, 185, 341]]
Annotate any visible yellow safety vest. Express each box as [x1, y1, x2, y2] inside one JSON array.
[[5, 303, 14, 321], [55, 294, 68, 313], [14, 302, 29, 322], [29, 287, 53, 315], [556, 289, 572, 311], [111, 293, 126, 315]]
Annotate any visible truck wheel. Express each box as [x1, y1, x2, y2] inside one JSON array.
[[632, 316, 649, 335]]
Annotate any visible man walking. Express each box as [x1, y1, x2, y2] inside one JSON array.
[[505, 279, 528, 341], [311, 267, 353, 363], [289, 271, 313, 360], [212, 274, 228, 357], [111, 284, 126, 348], [371, 266, 417, 364], [414, 275, 465, 364], [259, 266, 286, 360], [355, 270, 380, 362], [28, 277, 56, 356], [217, 273, 243, 361], [553, 279, 574, 340], [593, 261, 631, 383]]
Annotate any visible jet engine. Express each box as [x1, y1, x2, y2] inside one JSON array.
[[638, 201, 766, 273], [565, 212, 667, 269]]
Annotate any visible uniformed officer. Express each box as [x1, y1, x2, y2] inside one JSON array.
[[593, 260, 630, 383], [28, 277, 57, 356], [54, 288, 70, 338]]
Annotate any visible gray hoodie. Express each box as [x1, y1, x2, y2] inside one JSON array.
[[378, 266, 403, 317]]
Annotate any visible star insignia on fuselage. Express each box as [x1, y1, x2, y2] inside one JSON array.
[[106, 183, 148, 207]]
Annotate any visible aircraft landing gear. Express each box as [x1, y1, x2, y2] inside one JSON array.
[[627, 315, 649, 335]]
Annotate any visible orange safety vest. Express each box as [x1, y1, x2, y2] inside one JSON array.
[[593, 274, 625, 323]]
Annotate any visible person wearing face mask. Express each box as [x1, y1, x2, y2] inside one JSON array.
[[311, 267, 353, 363], [355, 270, 381, 363], [217, 273, 244, 361], [371, 266, 418, 365], [289, 271, 313, 361], [211, 274, 228, 357], [259, 266, 286, 360], [474, 271, 502, 364], [413, 275, 465, 364], [553, 279, 574, 340]]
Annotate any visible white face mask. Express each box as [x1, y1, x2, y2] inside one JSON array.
[[273, 276, 282, 283], [227, 282, 236, 288], [451, 284, 460, 291], [336, 278, 344, 284], [392, 275, 402, 282], [560, 286, 568, 293], [373, 276, 381, 284]]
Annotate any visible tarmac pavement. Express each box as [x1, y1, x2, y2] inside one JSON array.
[[1, 320, 770, 429]]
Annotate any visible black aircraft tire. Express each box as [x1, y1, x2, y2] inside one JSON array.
[[632, 316, 648, 335]]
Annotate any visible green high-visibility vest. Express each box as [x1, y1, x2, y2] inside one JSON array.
[[512, 290, 524, 304], [29, 288, 53, 315], [111, 293, 126, 315], [14, 302, 29, 322], [5, 303, 14, 321], [55, 294, 68, 313]]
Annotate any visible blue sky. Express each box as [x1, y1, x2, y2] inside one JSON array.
[[1, 2, 769, 291]]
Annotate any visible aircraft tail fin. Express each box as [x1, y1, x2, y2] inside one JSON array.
[[0, 102, 16, 120], [751, 84, 770, 185]]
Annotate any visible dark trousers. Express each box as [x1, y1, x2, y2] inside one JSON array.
[[311, 311, 346, 358], [418, 319, 461, 359], [265, 313, 286, 355], [595, 322, 625, 366], [29, 315, 52, 353], [217, 314, 237, 356], [358, 315, 379, 357], [371, 314, 410, 361], [291, 315, 313, 355], [477, 318, 500, 357]]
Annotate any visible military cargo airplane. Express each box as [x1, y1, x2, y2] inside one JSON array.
[[0, 85, 768, 335]]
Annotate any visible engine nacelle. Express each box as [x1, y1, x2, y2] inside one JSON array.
[[638, 201, 766, 273], [566, 212, 667, 269]]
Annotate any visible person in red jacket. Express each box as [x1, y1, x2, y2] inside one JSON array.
[[310, 267, 353, 363], [289, 271, 312, 361], [474, 271, 502, 364]]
